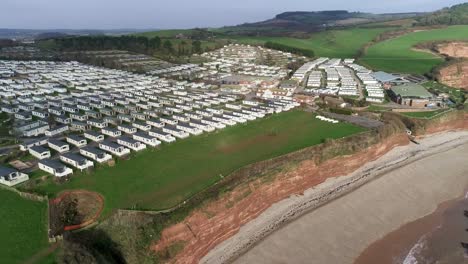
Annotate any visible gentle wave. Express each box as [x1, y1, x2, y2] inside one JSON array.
[[402, 235, 428, 264]]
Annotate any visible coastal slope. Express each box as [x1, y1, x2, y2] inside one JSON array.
[[225, 131, 468, 264]]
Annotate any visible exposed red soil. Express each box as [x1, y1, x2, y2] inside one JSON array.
[[152, 116, 468, 264], [423, 113, 468, 135], [436, 42, 468, 90], [437, 42, 468, 58], [438, 61, 468, 90]]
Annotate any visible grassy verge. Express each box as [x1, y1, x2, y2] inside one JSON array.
[[0, 188, 49, 264], [24, 110, 365, 215]]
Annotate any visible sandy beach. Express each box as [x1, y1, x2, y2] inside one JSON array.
[[202, 131, 468, 264]]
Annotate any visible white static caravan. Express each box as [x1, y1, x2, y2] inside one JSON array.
[[201, 118, 226, 129], [162, 125, 190, 139], [29, 146, 51, 160], [133, 132, 161, 147], [19, 138, 48, 151], [0, 166, 29, 187], [84, 131, 105, 142], [45, 125, 69, 137], [47, 139, 70, 153], [38, 159, 73, 177], [66, 135, 87, 148], [132, 121, 151, 131], [176, 123, 203, 136], [148, 128, 176, 143], [80, 146, 112, 163], [101, 127, 122, 138], [87, 119, 108, 129], [189, 119, 215, 132], [212, 115, 236, 126], [60, 152, 94, 171], [99, 141, 130, 157], [117, 124, 137, 134], [117, 136, 146, 151], [146, 118, 165, 128]]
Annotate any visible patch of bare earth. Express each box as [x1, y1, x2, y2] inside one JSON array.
[[435, 42, 468, 90]]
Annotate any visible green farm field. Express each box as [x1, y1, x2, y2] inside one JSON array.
[[231, 28, 392, 58], [27, 110, 365, 214], [0, 188, 49, 264], [360, 25, 468, 74]]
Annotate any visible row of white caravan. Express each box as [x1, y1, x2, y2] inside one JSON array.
[[316, 115, 339, 124]]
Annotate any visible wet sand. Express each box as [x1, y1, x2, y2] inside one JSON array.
[[203, 131, 468, 264], [356, 193, 468, 264]]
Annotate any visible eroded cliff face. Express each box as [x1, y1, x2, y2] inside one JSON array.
[[436, 42, 468, 90], [437, 42, 468, 58], [152, 134, 409, 264], [438, 61, 468, 90]]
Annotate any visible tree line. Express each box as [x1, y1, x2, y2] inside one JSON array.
[[264, 41, 314, 57], [47, 35, 205, 57]]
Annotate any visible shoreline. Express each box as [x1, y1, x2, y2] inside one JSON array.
[[355, 191, 468, 264], [202, 130, 468, 264]]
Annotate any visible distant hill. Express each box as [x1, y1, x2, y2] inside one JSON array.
[[0, 28, 155, 40], [231, 10, 424, 33], [416, 3, 468, 26]]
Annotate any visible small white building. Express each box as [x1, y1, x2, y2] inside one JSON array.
[[66, 135, 87, 148], [80, 146, 112, 163], [48, 139, 70, 153], [99, 141, 130, 157], [29, 146, 51, 160], [38, 159, 73, 177], [117, 136, 146, 151], [133, 132, 161, 147], [148, 129, 176, 143], [60, 152, 94, 171], [117, 124, 137, 134], [45, 125, 69, 137], [101, 127, 122, 138], [84, 131, 105, 142], [0, 167, 29, 186]]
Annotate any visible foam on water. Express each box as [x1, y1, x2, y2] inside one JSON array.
[[402, 235, 428, 264]]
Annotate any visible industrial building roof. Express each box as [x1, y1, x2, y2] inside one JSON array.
[[391, 83, 433, 99]]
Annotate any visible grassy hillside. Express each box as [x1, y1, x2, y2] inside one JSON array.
[[26, 110, 364, 214], [360, 25, 468, 74], [232, 27, 392, 58], [0, 189, 49, 264], [234, 10, 421, 33]]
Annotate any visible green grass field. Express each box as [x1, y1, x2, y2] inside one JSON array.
[[360, 25, 468, 74], [0, 188, 49, 264], [27, 110, 365, 214], [231, 28, 392, 58]]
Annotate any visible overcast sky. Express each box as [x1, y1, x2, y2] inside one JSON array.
[[1, 0, 466, 29]]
